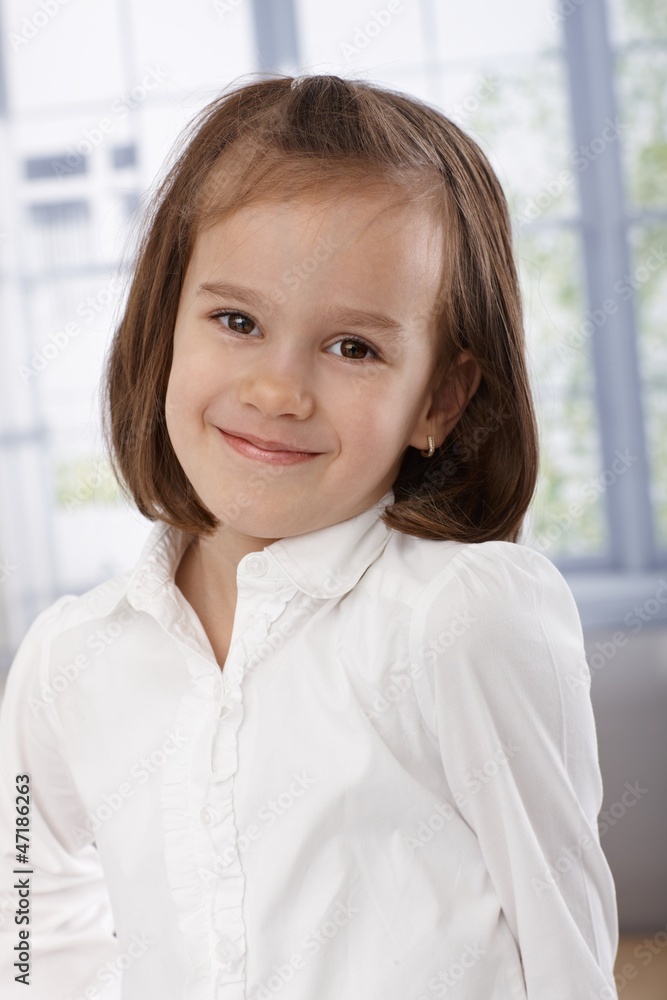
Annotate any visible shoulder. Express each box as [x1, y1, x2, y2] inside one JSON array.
[[3, 573, 134, 718], [442, 539, 578, 617], [406, 539, 586, 690], [405, 539, 588, 740], [383, 531, 577, 622], [421, 537, 581, 644], [447, 540, 583, 648], [11, 571, 133, 658], [43, 573, 133, 641], [54, 571, 133, 632]]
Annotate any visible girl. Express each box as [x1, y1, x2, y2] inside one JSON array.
[[0, 74, 619, 999]]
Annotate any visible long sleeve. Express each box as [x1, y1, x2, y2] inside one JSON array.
[[410, 542, 619, 999], [0, 596, 121, 1000]]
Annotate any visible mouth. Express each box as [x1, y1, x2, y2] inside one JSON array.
[[217, 427, 323, 465]]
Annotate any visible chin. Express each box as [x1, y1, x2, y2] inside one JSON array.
[[203, 501, 288, 539]]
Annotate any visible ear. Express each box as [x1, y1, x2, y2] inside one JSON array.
[[408, 352, 482, 452]]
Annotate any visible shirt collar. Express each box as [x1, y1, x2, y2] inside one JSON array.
[[95, 488, 395, 618], [264, 488, 395, 599]]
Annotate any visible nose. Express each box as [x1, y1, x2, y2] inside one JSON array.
[[236, 348, 316, 419]]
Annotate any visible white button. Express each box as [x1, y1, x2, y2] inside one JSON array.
[[215, 938, 234, 964], [244, 553, 268, 576], [199, 807, 213, 827]]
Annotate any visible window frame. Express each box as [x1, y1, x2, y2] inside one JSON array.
[[558, 0, 667, 626]]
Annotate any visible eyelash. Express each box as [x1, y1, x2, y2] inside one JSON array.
[[209, 309, 381, 363]]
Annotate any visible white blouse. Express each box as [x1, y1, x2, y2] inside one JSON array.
[[0, 488, 619, 1000]]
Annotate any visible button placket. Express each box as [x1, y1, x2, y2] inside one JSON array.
[[215, 937, 236, 964], [210, 697, 242, 781], [212, 928, 245, 981]]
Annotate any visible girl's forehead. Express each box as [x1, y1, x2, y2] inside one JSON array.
[[194, 154, 443, 230], [190, 197, 445, 284], [193, 188, 446, 260]]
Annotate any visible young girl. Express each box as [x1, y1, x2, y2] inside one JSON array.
[[0, 74, 619, 1000]]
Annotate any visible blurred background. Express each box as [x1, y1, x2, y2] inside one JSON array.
[[0, 0, 664, 993]]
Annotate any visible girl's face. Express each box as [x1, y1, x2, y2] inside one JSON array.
[[165, 188, 458, 542]]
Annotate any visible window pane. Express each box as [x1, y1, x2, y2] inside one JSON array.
[[607, 0, 667, 46], [450, 55, 578, 223], [615, 46, 667, 210], [26, 200, 92, 269], [629, 223, 667, 548], [24, 154, 88, 180], [517, 225, 608, 557], [608, 0, 667, 552]]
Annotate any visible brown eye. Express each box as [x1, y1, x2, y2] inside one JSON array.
[[212, 310, 257, 335], [341, 339, 367, 359], [329, 337, 379, 362]]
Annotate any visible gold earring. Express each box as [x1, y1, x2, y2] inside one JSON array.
[[420, 435, 435, 458]]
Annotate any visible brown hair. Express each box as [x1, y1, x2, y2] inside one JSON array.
[[101, 73, 539, 544]]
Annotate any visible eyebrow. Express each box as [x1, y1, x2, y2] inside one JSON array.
[[196, 281, 407, 344]]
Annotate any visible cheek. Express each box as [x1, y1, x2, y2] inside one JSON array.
[[336, 394, 406, 461], [166, 352, 215, 418], [164, 371, 204, 454], [344, 379, 413, 433], [164, 368, 188, 425]]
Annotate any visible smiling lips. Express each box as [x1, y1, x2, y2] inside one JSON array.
[[217, 427, 323, 465]]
